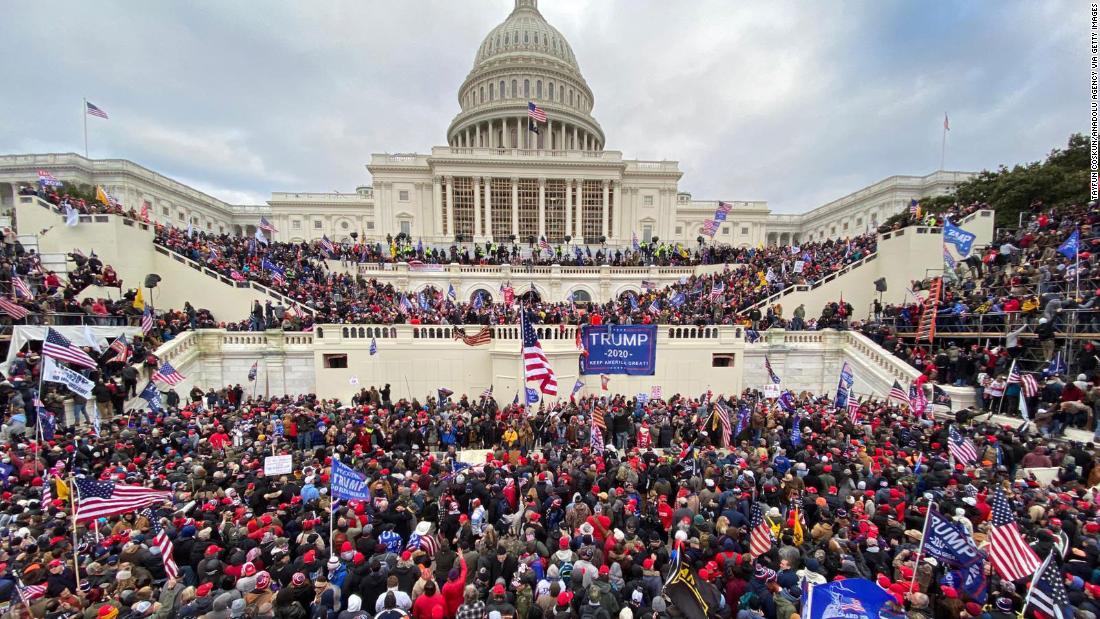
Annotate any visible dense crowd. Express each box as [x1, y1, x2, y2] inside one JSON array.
[[0, 377, 1095, 619]]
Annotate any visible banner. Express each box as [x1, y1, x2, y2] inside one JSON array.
[[802, 578, 897, 619], [834, 362, 854, 410], [943, 220, 977, 256], [762, 384, 781, 399], [42, 357, 94, 399], [264, 455, 293, 476], [920, 506, 982, 567], [331, 459, 372, 500], [406, 262, 445, 272], [579, 325, 657, 375]]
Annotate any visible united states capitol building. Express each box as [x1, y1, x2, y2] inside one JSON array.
[[0, 0, 972, 248]]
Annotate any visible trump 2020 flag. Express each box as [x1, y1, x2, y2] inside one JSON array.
[[140, 382, 164, 412], [801, 578, 896, 619], [331, 459, 371, 501]]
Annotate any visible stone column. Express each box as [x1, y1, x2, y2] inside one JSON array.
[[473, 176, 482, 240], [537, 177, 546, 240], [564, 179, 573, 237], [547, 119, 552, 150], [445, 176, 455, 240], [516, 117, 521, 149], [561, 122, 567, 152], [611, 180, 621, 243], [574, 179, 584, 242], [573, 126, 579, 150], [432, 176, 443, 238], [601, 180, 610, 241], [484, 177, 493, 241], [511, 177, 519, 239], [475, 124, 481, 147]]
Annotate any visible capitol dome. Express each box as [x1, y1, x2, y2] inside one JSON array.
[[447, 0, 605, 152]]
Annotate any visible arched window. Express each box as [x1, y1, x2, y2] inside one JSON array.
[[511, 80, 517, 97], [548, 82, 554, 100], [524, 31, 529, 43], [536, 80, 542, 98], [524, 80, 530, 97], [504, 32, 510, 45], [479, 86, 484, 103], [569, 90, 573, 106], [499, 80, 505, 99], [489, 83, 494, 100]]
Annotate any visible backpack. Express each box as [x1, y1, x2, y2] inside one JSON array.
[[738, 590, 758, 610]]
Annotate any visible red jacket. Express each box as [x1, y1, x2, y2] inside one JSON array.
[[441, 556, 468, 617]]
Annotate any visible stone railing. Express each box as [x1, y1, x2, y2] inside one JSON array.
[[747, 253, 878, 311]]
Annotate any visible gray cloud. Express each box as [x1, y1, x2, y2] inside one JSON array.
[[0, 0, 1085, 211]]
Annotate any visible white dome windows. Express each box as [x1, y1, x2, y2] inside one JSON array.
[[524, 79, 530, 98], [511, 80, 518, 98], [536, 80, 542, 98], [548, 82, 554, 100], [499, 81, 505, 100]]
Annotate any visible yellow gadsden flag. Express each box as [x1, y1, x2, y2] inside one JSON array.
[[133, 287, 145, 311], [95, 185, 110, 206], [54, 476, 71, 502], [792, 506, 805, 546]]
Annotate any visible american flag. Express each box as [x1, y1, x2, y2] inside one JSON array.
[[847, 398, 861, 424], [590, 420, 604, 452], [15, 579, 46, 603], [1025, 551, 1070, 619], [85, 101, 109, 119], [714, 401, 732, 447], [888, 380, 910, 407], [42, 327, 98, 369], [701, 220, 718, 237], [990, 490, 1042, 582], [108, 335, 130, 364], [481, 385, 493, 399], [764, 356, 781, 384], [140, 508, 180, 580], [248, 361, 258, 381], [715, 201, 733, 217], [369, 337, 378, 356], [909, 199, 919, 216], [41, 478, 53, 509], [1020, 373, 1039, 398], [12, 277, 33, 300], [947, 426, 977, 465], [708, 281, 725, 300], [453, 326, 492, 346], [527, 101, 547, 123], [0, 297, 29, 319], [1007, 360, 1021, 384], [521, 312, 557, 395], [258, 216, 278, 233], [601, 374, 610, 391], [538, 237, 551, 252], [151, 362, 185, 386], [320, 235, 336, 255], [142, 307, 154, 334], [73, 478, 172, 522], [749, 503, 772, 557], [592, 406, 606, 430]]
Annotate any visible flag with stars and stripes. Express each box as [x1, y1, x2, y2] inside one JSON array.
[[990, 489, 1042, 582], [15, 579, 47, 603], [73, 477, 172, 522], [248, 361, 258, 381], [258, 216, 278, 233], [708, 281, 725, 300], [888, 380, 911, 407], [1024, 551, 1071, 619], [481, 385, 493, 399], [1020, 373, 1039, 398], [527, 101, 547, 123], [0, 297, 29, 320], [150, 362, 185, 386], [714, 400, 732, 447], [12, 276, 33, 300], [764, 355, 781, 384], [847, 397, 861, 424], [749, 503, 772, 557], [590, 420, 604, 452], [142, 307, 154, 334], [947, 426, 977, 465], [521, 311, 557, 396], [320, 235, 336, 256], [140, 508, 180, 580], [41, 478, 53, 509], [42, 327, 98, 369], [85, 101, 109, 119]]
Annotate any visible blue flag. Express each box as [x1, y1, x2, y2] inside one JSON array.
[[526, 387, 539, 404], [735, 403, 750, 436], [802, 578, 896, 619], [369, 338, 378, 356], [943, 219, 977, 257], [1045, 350, 1067, 377], [1058, 229, 1080, 260], [448, 284, 456, 299], [778, 390, 796, 413], [790, 414, 802, 446], [140, 382, 163, 412], [670, 292, 685, 308], [629, 293, 638, 311], [331, 459, 372, 501]]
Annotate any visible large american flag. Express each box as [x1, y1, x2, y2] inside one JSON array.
[[15, 579, 47, 603], [85, 101, 109, 119], [527, 101, 547, 123], [151, 361, 186, 386], [74, 478, 172, 522], [764, 356, 781, 384], [1008, 364, 1040, 398], [521, 313, 557, 395], [749, 503, 772, 557], [42, 327, 98, 369], [454, 326, 492, 346], [714, 401, 732, 447], [847, 398, 861, 425], [320, 235, 336, 256], [708, 281, 725, 300], [887, 380, 910, 407], [947, 426, 977, 465], [141, 508, 180, 580], [0, 297, 29, 320], [990, 490, 1042, 582], [258, 216, 278, 233]]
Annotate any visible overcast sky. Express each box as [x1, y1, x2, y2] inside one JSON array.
[[0, 1, 1086, 212]]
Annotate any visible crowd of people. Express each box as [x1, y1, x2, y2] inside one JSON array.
[[0, 377, 1095, 619]]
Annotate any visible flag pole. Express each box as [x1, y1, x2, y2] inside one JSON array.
[[329, 453, 337, 552], [939, 112, 947, 171], [908, 504, 933, 594], [69, 475, 82, 592], [82, 98, 88, 158]]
